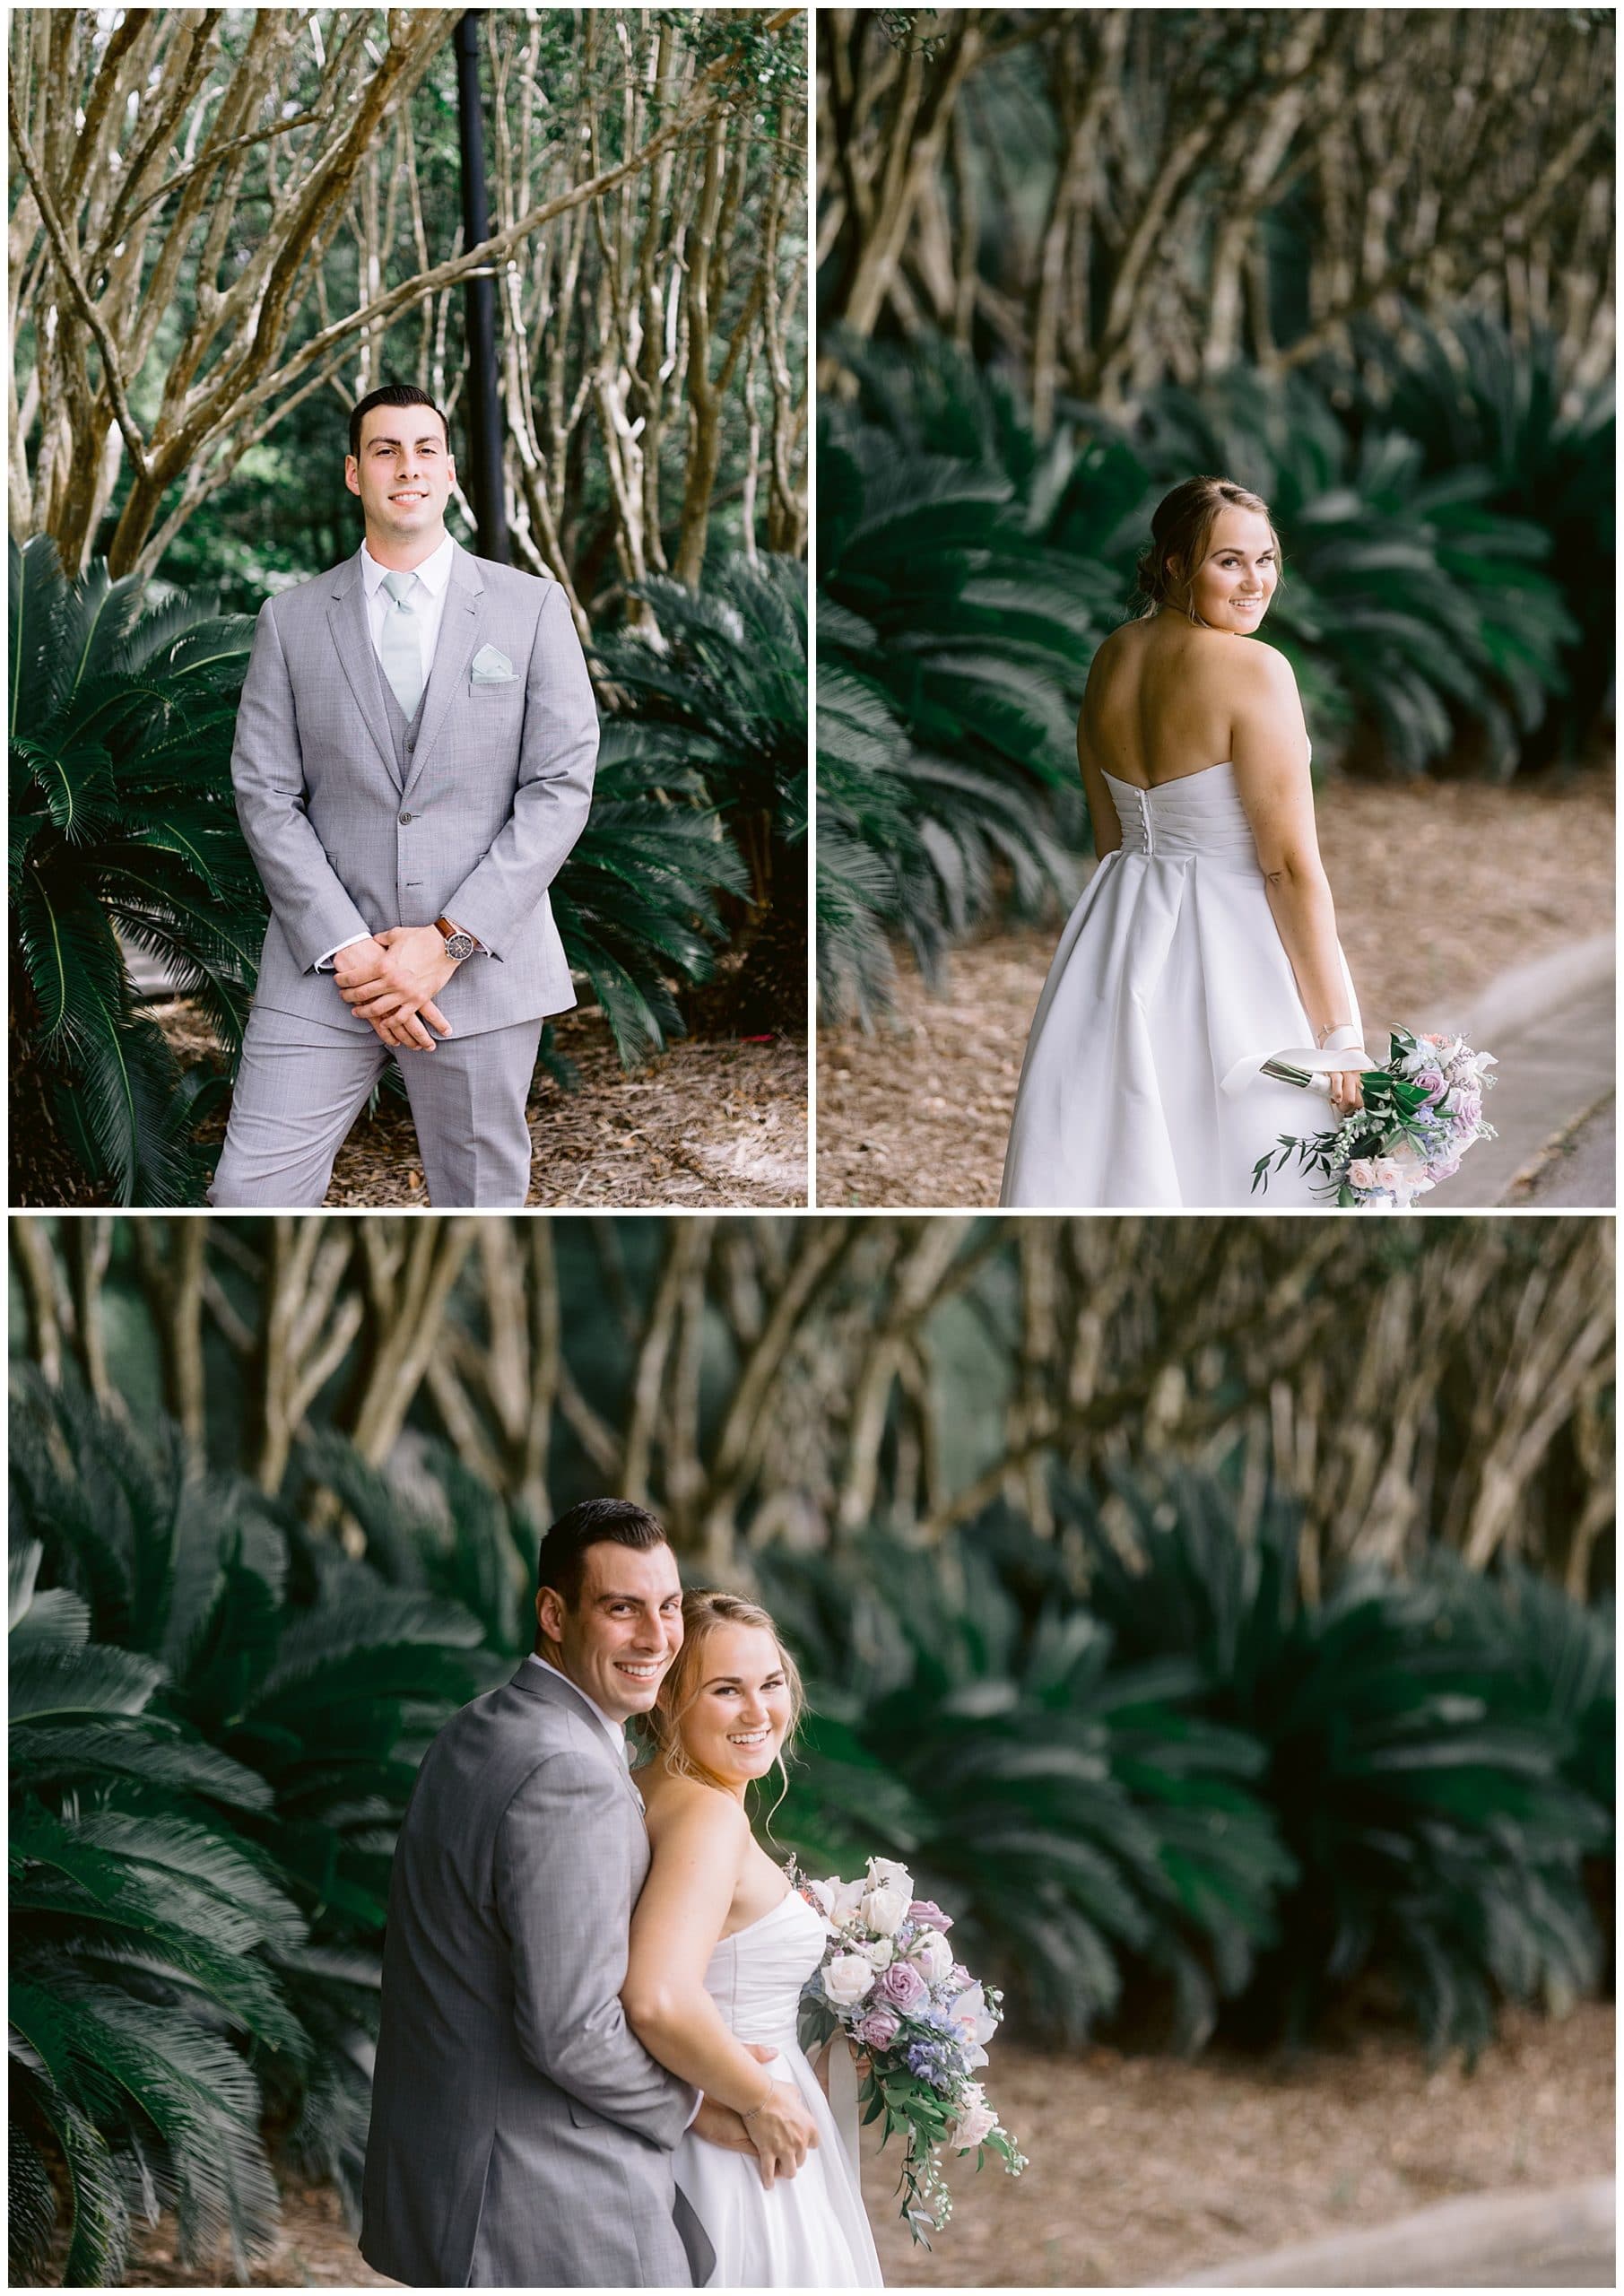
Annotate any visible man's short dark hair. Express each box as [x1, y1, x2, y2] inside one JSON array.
[[349, 381, 450, 462], [536, 1498, 672, 1611]]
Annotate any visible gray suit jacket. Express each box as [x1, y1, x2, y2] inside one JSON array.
[[233, 539, 597, 1039], [360, 1663, 712, 2288]]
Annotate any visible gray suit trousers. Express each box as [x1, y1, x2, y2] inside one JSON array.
[[208, 1002, 543, 1208]]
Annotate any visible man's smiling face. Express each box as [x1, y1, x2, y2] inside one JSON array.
[[536, 1540, 684, 1724], [344, 404, 455, 555]]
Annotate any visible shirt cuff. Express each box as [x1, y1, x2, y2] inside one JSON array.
[[683, 2091, 704, 2133], [317, 932, 373, 972]]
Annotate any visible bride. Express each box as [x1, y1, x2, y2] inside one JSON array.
[[1001, 474, 1368, 1209], [621, 1589, 882, 2288]]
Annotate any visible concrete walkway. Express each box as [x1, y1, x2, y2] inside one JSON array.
[[1179, 2174, 1615, 2287], [1423, 935, 1614, 1210], [1513, 1092, 1616, 1205]]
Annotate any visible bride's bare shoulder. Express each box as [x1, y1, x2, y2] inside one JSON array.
[[639, 1766, 749, 1848], [1082, 617, 1148, 698], [1229, 634, 1299, 701]]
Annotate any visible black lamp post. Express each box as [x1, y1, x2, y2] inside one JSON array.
[[455, 11, 509, 563]]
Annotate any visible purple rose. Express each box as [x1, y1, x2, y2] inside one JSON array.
[[908, 1899, 953, 1932], [946, 1962, 971, 1992], [874, 1960, 930, 2013], [855, 2007, 900, 2050]]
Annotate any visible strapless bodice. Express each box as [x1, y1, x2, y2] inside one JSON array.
[[1102, 761, 1258, 865], [702, 1889, 823, 2049]]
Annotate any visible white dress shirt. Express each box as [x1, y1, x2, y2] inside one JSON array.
[[318, 532, 462, 970], [361, 529, 455, 682]]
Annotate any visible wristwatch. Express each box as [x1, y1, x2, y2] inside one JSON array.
[[434, 916, 476, 962]]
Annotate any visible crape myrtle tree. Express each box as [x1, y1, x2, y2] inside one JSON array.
[[9, 6, 806, 619], [818, 8, 1614, 422], [10, 1213, 1613, 1596]]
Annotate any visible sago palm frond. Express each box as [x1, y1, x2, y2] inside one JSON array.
[[10, 534, 263, 1206]]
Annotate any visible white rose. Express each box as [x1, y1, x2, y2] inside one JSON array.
[[949, 2103, 997, 2151], [860, 1884, 909, 1936], [866, 1857, 915, 1896], [908, 1929, 953, 1983], [829, 1877, 868, 1929], [823, 1953, 876, 2008], [862, 1936, 894, 1970]]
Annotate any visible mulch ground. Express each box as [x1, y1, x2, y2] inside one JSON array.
[[125, 2000, 1613, 2288], [158, 1002, 808, 1208], [816, 770, 1615, 1208]]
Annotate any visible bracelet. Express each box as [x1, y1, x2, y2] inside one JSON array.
[[741, 2083, 775, 2124], [1316, 1022, 1360, 1052]]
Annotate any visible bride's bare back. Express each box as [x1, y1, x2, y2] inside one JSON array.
[[1080, 616, 1300, 789]]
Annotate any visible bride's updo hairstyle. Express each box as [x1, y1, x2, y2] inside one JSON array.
[[1133, 475, 1285, 620], [636, 1588, 805, 1812]]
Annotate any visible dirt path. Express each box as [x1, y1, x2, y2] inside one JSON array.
[[126, 2001, 1612, 2288], [817, 772, 1614, 1208], [161, 1004, 808, 1207]]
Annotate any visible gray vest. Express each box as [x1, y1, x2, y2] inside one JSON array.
[[365, 630, 429, 784]]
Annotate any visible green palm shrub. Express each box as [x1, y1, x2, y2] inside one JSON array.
[[1339, 308, 1614, 761], [817, 337, 1130, 1022], [758, 1533, 1294, 2052], [549, 729, 750, 1061], [10, 1542, 296, 2283], [9, 535, 265, 1206], [290, 1428, 540, 1658], [8, 1375, 493, 2282], [588, 555, 807, 1033], [1073, 1470, 1611, 2060]]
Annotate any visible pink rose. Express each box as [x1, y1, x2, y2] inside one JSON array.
[[908, 1899, 953, 1932], [950, 2102, 997, 2150], [854, 2007, 900, 2050], [874, 1960, 929, 2013], [1347, 1159, 1379, 1191]]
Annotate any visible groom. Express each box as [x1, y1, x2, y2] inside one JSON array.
[[360, 1500, 811, 2287], [211, 381, 597, 1208]]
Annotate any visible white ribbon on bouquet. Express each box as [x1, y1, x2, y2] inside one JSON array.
[[1220, 1040, 1376, 1101]]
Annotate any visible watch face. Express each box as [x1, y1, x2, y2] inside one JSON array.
[[444, 931, 475, 961]]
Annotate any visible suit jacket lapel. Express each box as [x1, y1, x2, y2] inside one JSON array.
[[400, 540, 486, 805], [508, 1659, 647, 1821], [326, 551, 402, 788]]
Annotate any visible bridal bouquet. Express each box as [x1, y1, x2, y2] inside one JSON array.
[[789, 1853, 1026, 2241], [1252, 1026, 1497, 1208]]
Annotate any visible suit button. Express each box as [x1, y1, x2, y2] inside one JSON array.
[[398, 811, 413, 824]]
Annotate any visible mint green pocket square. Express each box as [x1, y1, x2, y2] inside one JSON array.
[[471, 644, 516, 683]]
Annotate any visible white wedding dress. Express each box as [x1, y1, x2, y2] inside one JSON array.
[[1000, 752, 1362, 1207], [672, 1891, 882, 2288]]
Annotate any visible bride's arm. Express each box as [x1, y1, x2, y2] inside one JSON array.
[[1077, 718, 1124, 859], [622, 1787, 820, 2180], [1230, 647, 1364, 1111]]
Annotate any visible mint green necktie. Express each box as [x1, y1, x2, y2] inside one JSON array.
[[379, 570, 425, 718]]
